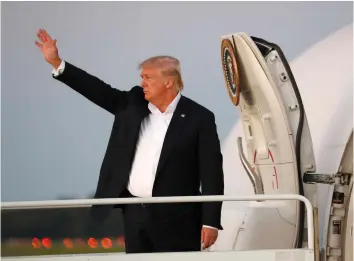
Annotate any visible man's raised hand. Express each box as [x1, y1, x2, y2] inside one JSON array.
[[35, 29, 62, 69]]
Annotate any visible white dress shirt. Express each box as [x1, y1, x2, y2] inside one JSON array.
[[52, 61, 216, 230], [127, 92, 181, 197], [52, 60, 65, 76]]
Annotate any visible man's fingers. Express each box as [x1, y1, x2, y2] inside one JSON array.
[[35, 29, 57, 50], [35, 40, 43, 49], [37, 31, 45, 44], [37, 29, 52, 44], [36, 33, 41, 43], [40, 29, 52, 41], [201, 229, 205, 243], [201, 227, 218, 249], [202, 236, 212, 249], [202, 235, 217, 250], [210, 236, 217, 246], [40, 29, 48, 41]]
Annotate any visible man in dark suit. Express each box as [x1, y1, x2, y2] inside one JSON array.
[[35, 29, 224, 253]]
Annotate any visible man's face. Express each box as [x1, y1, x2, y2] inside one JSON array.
[[140, 67, 167, 102]]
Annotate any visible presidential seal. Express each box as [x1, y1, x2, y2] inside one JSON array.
[[221, 38, 240, 106]]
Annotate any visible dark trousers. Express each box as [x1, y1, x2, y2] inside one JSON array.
[[121, 194, 202, 253]]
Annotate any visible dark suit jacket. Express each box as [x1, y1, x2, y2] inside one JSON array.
[[53, 61, 224, 229]]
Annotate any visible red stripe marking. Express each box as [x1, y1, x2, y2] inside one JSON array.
[[253, 148, 279, 189], [268, 150, 279, 189], [253, 149, 257, 163]]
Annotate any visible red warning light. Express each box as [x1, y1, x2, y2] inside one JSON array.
[[63, 238, 73, 249], [32, 238, 41, 248], [42, 238, 52, 249], [101, 238, 112, 249], [117, 236, 125, 247], [88, 237, 98, 248]]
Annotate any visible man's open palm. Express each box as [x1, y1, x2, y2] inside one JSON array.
[[35, 29, 61, 68]]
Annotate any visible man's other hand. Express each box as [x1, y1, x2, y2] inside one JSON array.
[[201, 226, 218, 250], [35, 29, 62, 69]]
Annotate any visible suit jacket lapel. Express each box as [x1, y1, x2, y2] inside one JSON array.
[[156, 96, 188, 175]]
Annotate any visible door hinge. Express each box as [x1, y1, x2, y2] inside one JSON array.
[[303, 172, 351, 185]]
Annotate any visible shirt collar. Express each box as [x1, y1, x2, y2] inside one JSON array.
[[148, 92, 181, 114]]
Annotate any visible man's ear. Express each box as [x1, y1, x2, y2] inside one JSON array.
[[165, 77, 175, 89]]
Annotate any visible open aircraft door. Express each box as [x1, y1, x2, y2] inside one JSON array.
[[220, 33, 317, 249]]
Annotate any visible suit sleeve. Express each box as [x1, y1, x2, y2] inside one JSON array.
[[53, 61, 128, 114], [198, 112, 224, 230]]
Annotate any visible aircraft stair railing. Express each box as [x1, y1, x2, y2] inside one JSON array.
[[237, 137, 264, 194], [1, 194, 315, 261]]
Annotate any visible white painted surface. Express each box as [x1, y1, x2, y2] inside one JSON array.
[[212, 23, 353, 253], [2, 249, 315, 261], [220, 32, 306, 250]]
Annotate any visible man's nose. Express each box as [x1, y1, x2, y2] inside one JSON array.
[[140, 80, 147, 87]]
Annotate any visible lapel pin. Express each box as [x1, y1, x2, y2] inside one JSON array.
[[181, 114, 185, 118]]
